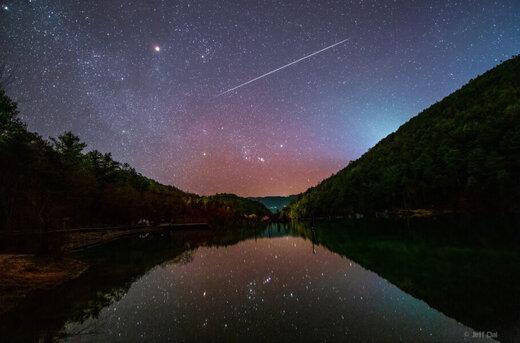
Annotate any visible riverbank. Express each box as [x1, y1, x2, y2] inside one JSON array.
[[0, 254, 88, 316], [0, 224, 211, 253], [0, 228, 153, 316], [0, 225, 214, 316]]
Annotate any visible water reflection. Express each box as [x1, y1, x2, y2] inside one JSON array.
[[2, 218, 518, 342], [289, 218, 520, 343], [65, 234, 478, 342]]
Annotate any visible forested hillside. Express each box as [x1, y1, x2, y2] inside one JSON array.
[[0, 89, 269, 232], [248, 196, 296, 213], [287, 55, 520, 218]]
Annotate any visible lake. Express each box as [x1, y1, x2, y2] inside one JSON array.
[[1, 217, 519, 342]]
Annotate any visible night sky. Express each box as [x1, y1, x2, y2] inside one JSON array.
[[1, 1, 519, 196]]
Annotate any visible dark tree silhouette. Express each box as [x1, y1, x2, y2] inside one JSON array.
[[0, 88, 269, 242], [287, 55, 520, 218]]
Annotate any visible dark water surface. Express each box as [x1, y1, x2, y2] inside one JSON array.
[[2, 218, 519, 342]]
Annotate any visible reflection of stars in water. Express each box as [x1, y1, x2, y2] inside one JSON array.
[[246, 281, 257, 300], [62, 230, 471, 341]]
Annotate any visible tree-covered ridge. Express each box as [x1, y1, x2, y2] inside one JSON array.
[[201, 193, 270, 220], [0, 89, 269, 232], [287, 55, 520, 218], [248, 196, 297, 213]]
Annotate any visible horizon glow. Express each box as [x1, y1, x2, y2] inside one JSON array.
[[1, 0, 519, 196]]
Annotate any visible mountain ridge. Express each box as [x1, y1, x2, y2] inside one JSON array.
[[286, 55, 520, 218], [248, 195, 297, 213]]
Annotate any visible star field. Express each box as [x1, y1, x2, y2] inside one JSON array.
[[1, 0, 519, 196]]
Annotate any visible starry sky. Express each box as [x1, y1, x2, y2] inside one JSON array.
[[1, 1, 519, 196]]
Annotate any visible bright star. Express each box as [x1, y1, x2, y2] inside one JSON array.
[[154, 45, 161, 52]]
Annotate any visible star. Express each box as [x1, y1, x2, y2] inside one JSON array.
[[2, 0, 518, 197]]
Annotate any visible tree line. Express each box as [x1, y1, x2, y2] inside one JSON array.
[[0, 88, 269, 233]]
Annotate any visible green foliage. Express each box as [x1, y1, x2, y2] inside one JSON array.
[[287, 55, 520, 218], [0, 90, 269, 232]]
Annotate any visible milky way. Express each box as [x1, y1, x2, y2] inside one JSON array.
[[1, 1, 519, 196]]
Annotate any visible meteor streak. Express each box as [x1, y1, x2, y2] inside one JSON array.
[[216, 38, 349, 97]]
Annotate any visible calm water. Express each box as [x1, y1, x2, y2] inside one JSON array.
[[2, 219, 519, 342]]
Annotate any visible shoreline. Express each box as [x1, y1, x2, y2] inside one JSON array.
[[283, 208, 520, 221], [0, 254, 88, 317], [0, 225, 210, 317]]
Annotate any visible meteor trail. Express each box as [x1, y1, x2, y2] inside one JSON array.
[[216, 38, 349, 97]]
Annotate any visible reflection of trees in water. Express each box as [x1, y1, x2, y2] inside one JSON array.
[[167, 249, 195, 266], [73, 286, 128, 324], [288, 217, 520, 343], [13, 219, 520, 342], [1, 227, 263, 341], [60, 319, 105, 341]]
